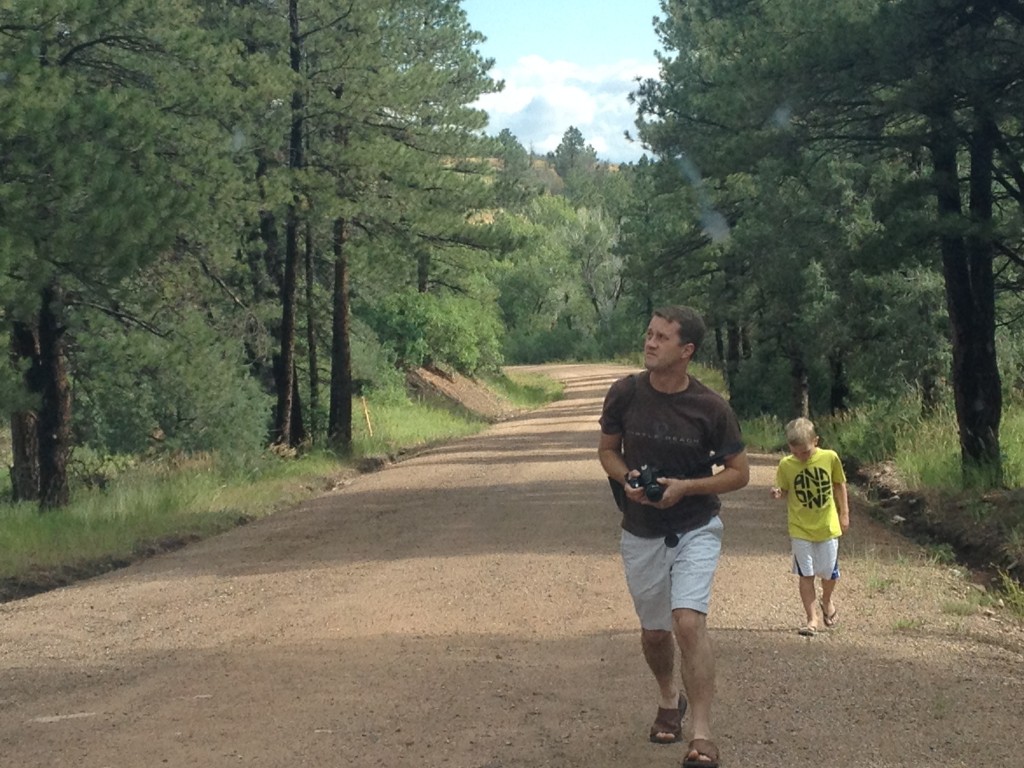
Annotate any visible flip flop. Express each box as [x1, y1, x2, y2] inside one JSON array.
[[798, 625, 816, 636], [649, 694, 687, 744], [682, 737, 720, 767], [820, 601, 839, 627]]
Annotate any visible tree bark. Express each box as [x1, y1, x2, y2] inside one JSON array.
[[417, 249, 430, 294], [788, 348, 809, 420], [9, 412, 40, 502], [304, 221, 320, 443], [9, 323, 41, 502], [37, 283, 71, 508], [724, 320, 741, 391], [273, 0, 304, 448], [828, 351, 849, 415], [328, 217, 353, 453], [930, 105, 1002, 487]]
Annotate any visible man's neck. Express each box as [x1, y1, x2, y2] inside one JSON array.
[[648, 368, 690, 394]]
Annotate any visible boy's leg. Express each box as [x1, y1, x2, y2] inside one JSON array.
[[798, 575, 818, 629], [818, 538, 841, 625], [820, 578, 838, 624], [791, 538, 820, 630]]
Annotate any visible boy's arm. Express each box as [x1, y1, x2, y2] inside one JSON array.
[[770, 461, 785, 499], [835, 482, 850, 532]]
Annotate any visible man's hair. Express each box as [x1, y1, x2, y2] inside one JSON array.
[[653, 305, 706, 351], [784, 417, 817, 446]]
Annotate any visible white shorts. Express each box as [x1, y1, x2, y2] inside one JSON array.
[[791, 537, 840, 580], [620, 516, 724, 631]]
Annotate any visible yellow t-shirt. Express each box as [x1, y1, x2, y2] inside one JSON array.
[[775, 448, 847, 541]]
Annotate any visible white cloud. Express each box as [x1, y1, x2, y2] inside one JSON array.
[[477, 55, 660, 163]]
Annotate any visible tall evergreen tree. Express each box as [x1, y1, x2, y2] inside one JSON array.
[[634, 0, 1024, 484], [0, 0, 248, 506]]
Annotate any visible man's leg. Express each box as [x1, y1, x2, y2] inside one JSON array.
[[667, 516, 723, 756], [641, 628, 680, 709], [620, 530, 684, 742], [673, 608, 715, 742]]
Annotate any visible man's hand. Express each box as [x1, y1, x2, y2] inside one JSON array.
[[770, 487, 783, 499], [643, 476, 690, 509]]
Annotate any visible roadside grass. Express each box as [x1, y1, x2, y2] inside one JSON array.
[[0, 370, 562, 595], [484, 369, 564, 407], [941, 600, 978, 617], [0, 452, 342, 584], [893, 617, 926, 631], [351, 398, 488, 457]]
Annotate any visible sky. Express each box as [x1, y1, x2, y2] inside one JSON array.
[[461, 0, 666, 164]]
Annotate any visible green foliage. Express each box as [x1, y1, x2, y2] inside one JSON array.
[[738, 414, 785, 453], [503, 321, 581, 364], [630, 0, 1024, 487], [72, 311, 272, 458], [349, 318, 408, 403], [361, 289, 503, 376], [998, 570, 1024, 618], [551, 126, 598, 181]]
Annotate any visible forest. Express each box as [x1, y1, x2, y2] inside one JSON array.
[[3, 0, 1024, 511]]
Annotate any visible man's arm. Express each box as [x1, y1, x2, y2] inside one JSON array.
[[598, 431, 630, 484]]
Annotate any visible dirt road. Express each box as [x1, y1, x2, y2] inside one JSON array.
[[1, 364, 1021, 768]]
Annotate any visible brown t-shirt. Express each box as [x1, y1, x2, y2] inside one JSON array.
[[599, 371, 743, 538]]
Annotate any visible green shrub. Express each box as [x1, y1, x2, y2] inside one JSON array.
[[73, 311, 272, 458], [361, 290, 503, 375]]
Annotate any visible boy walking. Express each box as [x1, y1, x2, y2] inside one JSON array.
[[770, 418, 850, 636]]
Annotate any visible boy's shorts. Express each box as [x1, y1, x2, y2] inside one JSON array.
[[620, 515, 724, 631], [791, 537, 840, 580]]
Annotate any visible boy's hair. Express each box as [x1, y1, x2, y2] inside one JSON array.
[[653, 305, 706, 351], [784, 417, 817, 446]]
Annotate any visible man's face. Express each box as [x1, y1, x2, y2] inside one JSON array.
[[643, 315, 691, 371]]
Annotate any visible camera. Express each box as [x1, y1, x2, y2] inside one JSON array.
[[628, 464, 664, 502]]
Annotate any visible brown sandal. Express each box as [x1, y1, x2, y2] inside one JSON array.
[[649, 694, 687, 744], [682, 737, 720, 767]]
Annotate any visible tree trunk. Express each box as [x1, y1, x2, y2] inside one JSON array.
[[273, 0, 304, 448], [37, 283, 71, 508], [417, 249, 430, 293], [930, 106, 1002, 487], [725, 320, 741, 391], [274, 212, 299, 447], [328, 217, 353, 453], [304, 221, 319, 443], [828, 351, 849, 415], [290, 363, 306, 447], [788, 349, 809, 419], [9, 323, 41, 502], [919, 367, 941, 417]]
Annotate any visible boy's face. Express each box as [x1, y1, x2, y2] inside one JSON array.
[[789, 440, 817, 462]]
